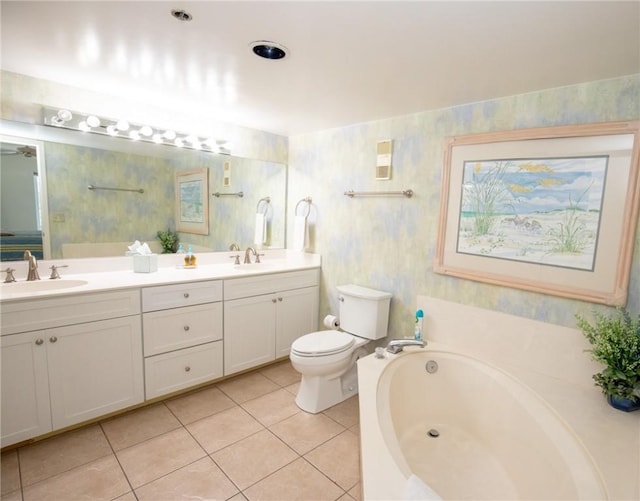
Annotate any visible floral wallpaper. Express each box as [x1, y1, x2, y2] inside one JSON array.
[[287, 75, 640, 337]]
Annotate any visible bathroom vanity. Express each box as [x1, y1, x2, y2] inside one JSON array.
[[0, 251, 320, 448]]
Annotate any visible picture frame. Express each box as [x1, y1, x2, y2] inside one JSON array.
[[175, 168, 209, 235], [434, 121, 640, 306]]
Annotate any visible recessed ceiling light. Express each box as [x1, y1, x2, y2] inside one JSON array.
[[250, 41, 289, 60], [171, 9, 192, 22]]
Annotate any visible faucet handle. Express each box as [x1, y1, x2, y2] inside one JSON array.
[[1, 267, 16, 283], [229, 254, 241, 265], [49, 264, 69, 279], [255, 253, 264, 263]]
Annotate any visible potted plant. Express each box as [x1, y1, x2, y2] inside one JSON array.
[[576, 307, 640, 412], [156, 229, 179, 254]]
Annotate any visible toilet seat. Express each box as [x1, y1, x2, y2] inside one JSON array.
[[291, 330, 355, 357]]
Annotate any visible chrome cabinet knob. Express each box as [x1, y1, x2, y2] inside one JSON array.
[[49, 336, 58, 343], [183, 325, 190, 331], [184, 366, 191, 372], [183, 293, 190, 298], [35, 338, 44, 345]]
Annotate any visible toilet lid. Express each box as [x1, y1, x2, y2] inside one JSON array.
[[291, 330, 355, 356]]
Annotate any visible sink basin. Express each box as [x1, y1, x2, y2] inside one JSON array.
[[1, 279, 89, 294]]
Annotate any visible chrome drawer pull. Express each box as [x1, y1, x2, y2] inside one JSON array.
[[272, 298, 277, 303], [35, 338, 44, 346], [183, 293, 190, 298], [278, 297, 283, 302], [183, 325, 190, 331], [49, 336, 58, 343], [184, 366, 191, 372]]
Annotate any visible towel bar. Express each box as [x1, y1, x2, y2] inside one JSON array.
[[256, 197, 271, 214], [88, 184, 144, 194], [344, 189, 413, 198], [212, 191, 244, 198]]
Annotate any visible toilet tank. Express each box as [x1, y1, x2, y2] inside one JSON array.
[[336, 284, 391, 340]]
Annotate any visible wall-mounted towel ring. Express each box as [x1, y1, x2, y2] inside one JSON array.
[[256, 197, 271, 215], [295, 197, 312, 218]]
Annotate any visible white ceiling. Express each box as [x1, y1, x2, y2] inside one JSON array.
[[1, 1, 639, 136]]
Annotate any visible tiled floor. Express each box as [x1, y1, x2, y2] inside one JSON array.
[[1, 361, 362, 501]]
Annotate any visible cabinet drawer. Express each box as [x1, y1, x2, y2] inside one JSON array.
[[143, 302, 222, 356], [0, 290, 141, 335], [224, 269, 320, 300], [145, 341, 223, 399], [142, 280, 222, 312]]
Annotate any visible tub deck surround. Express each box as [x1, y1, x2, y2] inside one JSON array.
[[0, 250, 320, 301], [358, 298, 640, 501]]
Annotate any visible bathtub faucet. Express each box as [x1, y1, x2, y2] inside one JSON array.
[[386, 338, 426, 354]]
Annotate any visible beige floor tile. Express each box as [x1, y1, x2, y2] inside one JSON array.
[[259, 360, 301, 387], [0, 490, 22, 501], [348, 482, 362, 500], [187, 406, 264, 453], [244, 457, 344, 501], [19, 424, 112, 486], [1, 451, 20, 495], [101, 403, 181, 451], [270, 411, 345, 455], [304, 430, 360, 491], [22, 454, 129, 501], [337, 494, 356, 501], [284, 381, 300, 395], [241, 388, 300, 427], [228, 493, 248, 501], [323, 395, 360, 428], [165, 386, 236, 424], [116, 427, 205, 488], [113, 492, 137, 501], [135, 457, 238, 500], [218, 372, 280, 403], [212, 429, 297, 490]]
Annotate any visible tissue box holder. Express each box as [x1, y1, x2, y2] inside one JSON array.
[[133, 254, 158, 273]]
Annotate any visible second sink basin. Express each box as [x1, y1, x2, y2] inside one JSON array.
[[1, 279, 89, 295]]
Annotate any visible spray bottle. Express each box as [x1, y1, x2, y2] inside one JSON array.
[[414, 309, 424, 341]]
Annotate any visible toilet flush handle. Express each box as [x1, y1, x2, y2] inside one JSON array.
[[338, 296, 344, 302]]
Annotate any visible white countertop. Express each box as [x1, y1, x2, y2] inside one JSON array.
[[0, 250, 321, 302]]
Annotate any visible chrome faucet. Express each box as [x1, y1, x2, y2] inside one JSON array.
[[386, 338, 426, 354], [244, 246, 257, 264], [23, 250, 40, 281]]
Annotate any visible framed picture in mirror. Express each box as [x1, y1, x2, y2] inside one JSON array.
[[175, 168, 209, 235]]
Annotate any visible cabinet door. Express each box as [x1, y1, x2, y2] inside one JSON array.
[[46, 316, 144, 429], [224, 294, 276, 376], [275, 286, 319, 359], [1, 332, 51, 447]]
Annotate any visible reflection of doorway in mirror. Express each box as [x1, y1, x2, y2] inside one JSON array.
[[0, 140, 47, 261]]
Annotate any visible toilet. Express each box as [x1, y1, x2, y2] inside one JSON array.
[[290, 284, 391, 413]]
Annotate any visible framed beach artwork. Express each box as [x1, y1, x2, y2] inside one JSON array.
[[434, 121, 640, 305], [175, 168, 209, 235]]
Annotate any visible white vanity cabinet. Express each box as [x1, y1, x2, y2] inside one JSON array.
[[224, 269, 319, 376], [142, 280, 224, 399], [1, 290, 143, 447]]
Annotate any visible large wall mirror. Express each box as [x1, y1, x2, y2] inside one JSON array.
[[0, 120, 287, 261]]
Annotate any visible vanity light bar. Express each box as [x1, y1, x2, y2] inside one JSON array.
[[42, 107, 231, 155]]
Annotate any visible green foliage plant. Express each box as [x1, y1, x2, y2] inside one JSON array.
[[576, 307, 640, 403], [156, 229, 179, 254]]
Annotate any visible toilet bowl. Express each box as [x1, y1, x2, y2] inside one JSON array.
[[290, 284, 391, 414]]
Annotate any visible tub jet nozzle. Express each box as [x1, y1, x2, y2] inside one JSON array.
[[427, 429, 440, 438]]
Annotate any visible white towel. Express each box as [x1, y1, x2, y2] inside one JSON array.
[[404, 474, 442, 501], [254, 213, 267, 246], [292, 215, 308, 251]]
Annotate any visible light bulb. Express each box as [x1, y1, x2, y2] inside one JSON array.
[[163, 130, 176, 140], [129, 130, 140, 141], [57, 109, 73, 122], [185, 134, 198, 144], [140, 125, 153, 137], [192, 141, 201, 150], [86, 115, 101, 127], [106, 125, 118, 136], [116, 120, 130, 131], [152, 133, 163, 144], [78, 121, 91, 131], [175, 138, 184, 148]]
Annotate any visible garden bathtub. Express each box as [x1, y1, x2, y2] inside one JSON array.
[[358, 347, 607, 500]]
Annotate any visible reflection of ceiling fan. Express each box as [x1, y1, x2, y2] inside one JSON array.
[[0, 145, 37, 158]]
